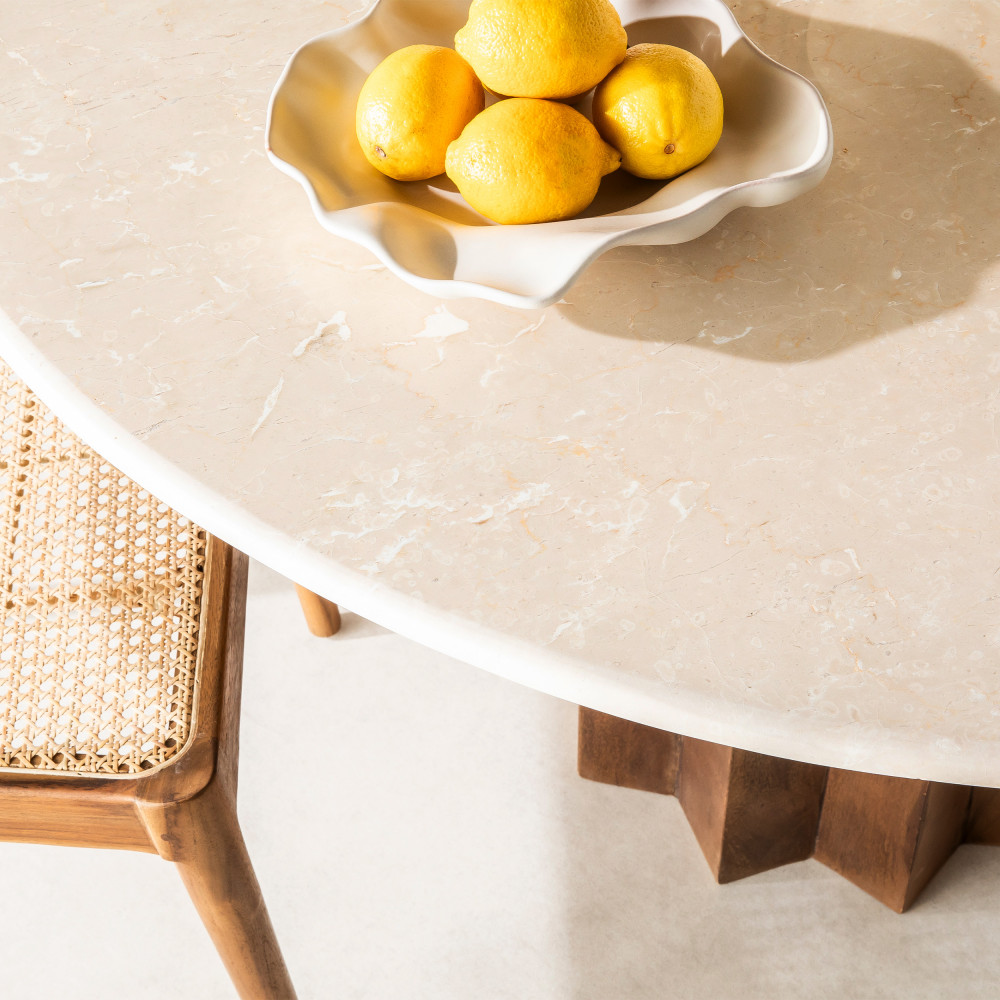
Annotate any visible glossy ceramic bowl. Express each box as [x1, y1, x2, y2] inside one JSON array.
[[266, 0, 833, 308]]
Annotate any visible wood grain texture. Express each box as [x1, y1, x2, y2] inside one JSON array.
[[295, 585, 342, 637], [674, 738, 733, 875], [0, 777, 154, 852], [577, 709, 993, 912], [677, 738, 826, 882], [719, 746, 828, 882], [905, 781, 972, 911], [792, 769, 970, 913], [815, 771, 919, 911], [144, 777, 296, 999], [965, 787, 1000, 845], [577, 707, 679, 794]]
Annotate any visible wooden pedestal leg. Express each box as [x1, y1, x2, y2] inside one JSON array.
[[141, 780, 297, 1000], [814, 770, 971, 912], [577, 711, 826, 881], [676, 737, 827, 883], [295, 584, 342, 637], [576, 707, 995, 911], [577, 707, 680, 794]]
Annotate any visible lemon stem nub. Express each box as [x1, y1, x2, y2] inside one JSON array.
[[664, 143, 676, 154]]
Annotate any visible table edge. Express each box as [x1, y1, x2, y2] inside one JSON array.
[[1, 308, 996, 789]]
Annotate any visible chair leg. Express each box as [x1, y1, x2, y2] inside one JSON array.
[[143, 780, 297, 1000], [294, 584, 342, 636]]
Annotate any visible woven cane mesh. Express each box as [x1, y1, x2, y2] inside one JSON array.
[[0, 365, 206, 775]]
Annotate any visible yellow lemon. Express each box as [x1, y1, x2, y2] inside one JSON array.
[[356, 45, 484, 181], [455, 0, 627, 100], [592, 43, 724, 180], [445, 98, 621, 225]]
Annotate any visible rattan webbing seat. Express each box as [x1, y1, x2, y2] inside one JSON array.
[[0, 364, 298, 999]]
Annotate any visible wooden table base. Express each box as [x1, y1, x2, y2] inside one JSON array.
[[578, 707, 1000, 912]]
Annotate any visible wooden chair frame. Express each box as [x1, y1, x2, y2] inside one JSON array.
[[0, 536, 296, 999]]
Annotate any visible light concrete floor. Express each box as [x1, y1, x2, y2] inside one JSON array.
[[5, 560, 1000, 999]]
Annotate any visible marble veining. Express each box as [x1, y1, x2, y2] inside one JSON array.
[[1, 0, 1000, 785]]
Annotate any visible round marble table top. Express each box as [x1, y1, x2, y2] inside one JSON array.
[[2, 0, 999, 786]]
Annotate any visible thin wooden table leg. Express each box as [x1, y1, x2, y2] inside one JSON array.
[[295, 584, 342, 637], [813, 769, 971, 913], [577, 707, 680, 794]]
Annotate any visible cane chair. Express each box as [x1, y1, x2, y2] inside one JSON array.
[[0, 364, 337, 998]]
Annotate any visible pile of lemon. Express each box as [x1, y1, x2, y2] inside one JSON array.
[[355, 0, 724, 225]]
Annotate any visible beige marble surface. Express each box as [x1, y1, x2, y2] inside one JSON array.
[[2, 0, 999, 784]]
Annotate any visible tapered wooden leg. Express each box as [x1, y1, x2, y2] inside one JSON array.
[[676, 737, 827, 883], [577, 707, 680, 794], [141, 780, 297, 1000], [295, 584, 341, 637], [812, 770, 970, 912]]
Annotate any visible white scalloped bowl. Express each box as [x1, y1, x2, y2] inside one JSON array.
[[266, 0, 833, 309]]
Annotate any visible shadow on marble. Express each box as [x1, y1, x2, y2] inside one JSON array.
[[559, 1, 1000, 362]]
